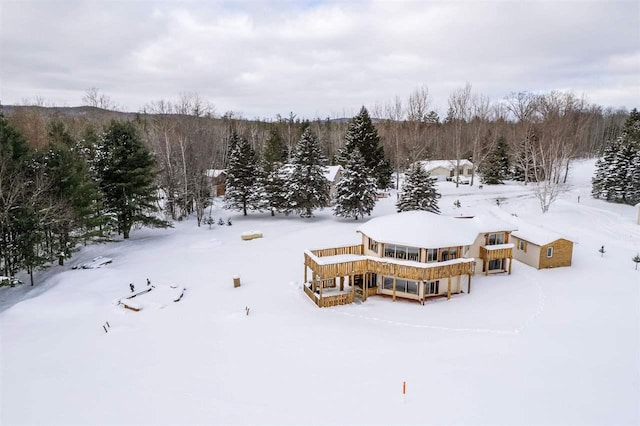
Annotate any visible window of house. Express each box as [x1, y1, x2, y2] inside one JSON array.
[[382, 276, 394, 290], [546, 247, 554, 258], [441, 247, 457, 261], [407, 246, 419, 262], [384, 244, 395, 258], [426, 280, 440, 295], [383, 244, 419, 261], [488, 259, 503, 270], [395, 279, 407, 293], [487, 233, 504, 245], [368, 238, 378, 253], [406, 280, 418, 295], [426, 248, 438, 262], [518, 240, 526, 251]]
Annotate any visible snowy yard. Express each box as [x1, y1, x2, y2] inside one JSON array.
[[1, 159, 639, 425]]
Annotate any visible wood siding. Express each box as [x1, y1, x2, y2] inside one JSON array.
[[479, 246, 513, 261], [305, 252, 474, 282], [538, 239, 573, 269]]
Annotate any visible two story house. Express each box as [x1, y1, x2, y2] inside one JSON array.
[[303, 211, 517, 307]]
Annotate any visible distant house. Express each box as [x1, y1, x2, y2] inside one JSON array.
[[205, 169, 227, 197], [281, 164, 343, 202], [511, 226, 574, 269], [324, 165, 343, 201], [416, 160, 474, 182]]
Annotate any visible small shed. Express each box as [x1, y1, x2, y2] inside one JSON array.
[[511, 226, 574, 269], [205, 169, 227, 197]]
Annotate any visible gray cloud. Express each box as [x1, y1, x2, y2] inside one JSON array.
[[1, 0, 638, 118]]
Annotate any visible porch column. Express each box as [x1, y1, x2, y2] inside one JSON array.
[[351, 274, 355, 297], [447, 276, 452, 300], [363, 275, 368, 302], [340, 276, 344, 291], [484, 259, 488, 276], [392, 276, 397, 301], [319, 278, 323, 299], [304, 265, 307, 283], [468, 273, 472, 294], [508, 257, 513, 274], [312, 272, 317, 292]]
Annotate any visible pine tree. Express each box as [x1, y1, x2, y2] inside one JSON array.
[[592, 109, 640, 204], [287, 127, 330, 218], [338, 106, 392, 189], [397, 162, 440, 214], [333, 149, 377, 220], [41, 120, 101, 264], [224, 132, 262, 216], [480, 136, 510, 184], [263, 166, 289, 216], [94, 120, 167, 239], [263, 127, 288, 165]]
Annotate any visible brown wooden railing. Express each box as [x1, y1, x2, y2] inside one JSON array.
[[311, 244, 363, 257], [303, 284, 319, 306], [319, 292, 354, 307], [480, 246, 513, 261]]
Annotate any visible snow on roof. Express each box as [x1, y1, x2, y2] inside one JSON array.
[[417, 159, 473, 172], [324, 165, 343, 182], [356, 211, 513, 248], [511, 224, 572, 246], [205, 169, 225, 178]]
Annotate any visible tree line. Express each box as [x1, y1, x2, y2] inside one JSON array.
[[0, 116, 167, 285], [0, 87, 633, 282]]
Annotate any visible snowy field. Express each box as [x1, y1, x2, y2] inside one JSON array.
[[1, 159, 639, 425]]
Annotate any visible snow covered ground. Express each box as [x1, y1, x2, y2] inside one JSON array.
[[1, 159, 639, 425]]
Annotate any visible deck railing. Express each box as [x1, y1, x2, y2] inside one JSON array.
[[318, 292, 354, 307], [480, 246, 513, 261], [311, 244, 363, 257]]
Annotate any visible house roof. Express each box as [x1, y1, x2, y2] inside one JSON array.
[[356, 211, 513, 248], [417, 159, 473, 172], [511, 225, 572, 246], [205, 169, 226, 178], [324, 165, 343, 182]]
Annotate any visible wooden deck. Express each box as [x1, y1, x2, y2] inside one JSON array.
[[303, 244, 475, 308]]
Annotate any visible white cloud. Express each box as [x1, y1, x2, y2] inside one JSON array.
[[1, 0, 638, 118]]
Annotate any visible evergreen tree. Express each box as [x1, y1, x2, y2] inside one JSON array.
[[261, 127, 289, 216], [592, 137, 620, 200], [287, 128, 330, 218], [397, 162, 440, 214], [333, 149, 377, 220], [94, 120, 167, 239], [0, 115, 32, 278], [263, 127, 288, 165], [41, 120, 101, 264], [480, 136, 510, 184], [262, 166, 289, 216], [224, 132, 262, 216], [592, 109, 640, 204], [338, 106, 392, 189]]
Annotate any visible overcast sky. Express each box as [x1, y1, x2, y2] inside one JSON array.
[[1, 0, 638, 119]]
